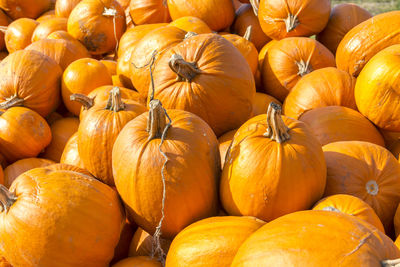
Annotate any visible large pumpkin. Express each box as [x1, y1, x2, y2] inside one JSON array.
[[323, 141, 400, 232], [67, 0, 126, 55], [218, 129, 237, 168], [283, 67, 356, 119], [0, 0, 50, 19], [0, 166, 124, 266], [261, 37, 335, 102], [336, 11, 400, 77], [0, 9, 8, 51], [167, 0, 234, 31], [231, 210, 400, 266], [112, 100, 220, 238], [317, 3, 372, 54], [152, 33, 255, 136], [36, 9, 56, 23], [220, 103, 326, 222], [129, 0, 171, 25], [128, 227, 171, 257], [0, 50, 62, 117], [258, 0, 331, 40], [4, 18, 39, 53], [60, 132, 85, 169], [31, 17, 68, 42], [55, 0, 82, 18], [355, 44, 400, 131], [166, 216, 264, 267], [169, 16, 212, 34]]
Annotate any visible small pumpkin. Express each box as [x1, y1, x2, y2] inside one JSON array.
[[111, 221, 136, 264], [0, 9, 9, 51], [60, 132, 85, 169], [112, 256, 161, 267], [258, 39, 277, 69], [36, 9, 57, 23], [169, 16, 212, 34], [129, 0, 171, 25], [101, 59, 117, 76], [4, 18, 39, 53], [128, 227, 171, 257], [252, 92, 281, 117], [31, 17, 67, 42], [0, 166, 4, 186], [55, 0, 82, 18], [0, 0, 50, 19], [46, 30, 86, 48], [218, 129, 237, 167]]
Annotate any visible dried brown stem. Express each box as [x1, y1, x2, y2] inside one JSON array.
[[284, 13, 299, 32], [249, 0, 259, 16], [0, 185, 17, 212], [70, 94, 94, 109], [263, 102, 290, 143], [147, 99, 167, 141], [0, 95, 24, 110], [168, 54, 201, 82], [381, 259, 400, 267], [243, 26, 252, 41], [105, 87, 125, 112]]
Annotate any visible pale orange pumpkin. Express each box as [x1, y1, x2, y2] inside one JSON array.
[[129, 0, 171, 25], [101, 59, 117, 76], [4, 18, 39, 53], [36, 9, 57, 23], [55, 0, 82, 18], [0, 0, 51, 19], [169, 16, 212, 34], [60, 132, 86, 169], [31, 17, 67, 42]]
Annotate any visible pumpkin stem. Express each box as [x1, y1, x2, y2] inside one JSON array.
[[381, 258, 400, 267], [184, 32, 198, 39], [168, 54, 201, 82], [284, 13, 300, 32], [102, 7, 117, 17], [0, 185, 17, 213], [264, 102, 290, 143], [249, 0, 259, 16], [0, 95, 24, 110], [70, 94, 94, 110], [0, 26, 7, 33], [147, 99, 167, 141], [105, 87, 126, 112], [296, 59, 313, 77], [243, 26, 252, 41]]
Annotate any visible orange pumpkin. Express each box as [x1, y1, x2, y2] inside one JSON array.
[[36, 9, 57, 23], [0, 166, 124, 266], [394, 204, 400, 238], [55, 0, 82, 18], [380, 130, 400, 159], [0, 9, 8, 51], [169, 16, 212, 34], [129, 0, 171, 25], [355, 45, 400, 131], [252, 92, 281, 117], [152, 33, 255, 136], [67, 0, 126, 55], [0, 51, 7, 61], [218, 129, 237, 167], [231, 210, 400, 266], [313, 194, 385, 233], [128, 227, 171, 257], [317, 3, 372, 54], [101, 59, 117, 75], [0, 257, 11, 267], [45, 163, 93, 177], [0, 50, 62, 117], [258, 0, 331, 40], [167, 0, 235, 31], [221, 103, 326, 222], [112, 256, 161, 267], [60, 132, 85, 169], [283, 67, 356, 119], [261, 37, 335, 101], [258, 39, 277, 69], [62, 58, 112, 116], [166, 216, 264, 266], [323, 141, 400, 232], [336, 11, 400, 77], [31, 17, 67, 42], [0, 166, 4, 186], [111, 221, 136, 264], [112, 100, 220, 238], [0, 0, 50, 19], [4, 18, 39, 53]]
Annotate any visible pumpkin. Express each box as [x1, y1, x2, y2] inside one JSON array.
[[152, 33, 255, 136], [258, 39, 277, 69], [101, 59, 117, 75], [67, 0, 126, 55], [167, 0, 235, 31], [55, 0, 82, 18], [112, 256, 161, 267], [0, 166, 3, 186], [46, 30, 85, 47], [395, 205, 400, 238], [336, 11, 400, 77], [221, 103, 326, 222], [166, 216, 264, 267], [129, 26, 186, 98], [380, 130, 400, 159], [0, 166, 124, 266], [4, 18, 39, 53], [45, 163, 93, 177], [62, 58, 112, 116], [0, 257, 11, 267], [60, 132, 85, 168], [0, 50, 62, 117], [111, 221, 136, 264], [169, 16, 212, 34], [25, 38, 90, 70], [354, 44, 400, 131], [233, 0, 243, 11], [0, 0, 50, 19], [128, 227, 171, 257], [0, 153, 7, 169], [258, 0, 330, 40], [76, 87, 146, 185], [36, 10, 57, 23], [231, 210, 400, 266], [0, 51, 7, 61], [283, 67, 356, 119], [0, 9, 8, 51], [317, 3, 372, 54], [129, 0, 171, 25], [313, 194, 385, 233], [32, 17, 67, 42], [232, 4, 270, 50], [252, 92, 281, 117], [42, 117, 80, 162], [218, 129, 237, 167], [261, 37, 335, 102], [112, 99, 220, 238], [323, 141, 400, 232]]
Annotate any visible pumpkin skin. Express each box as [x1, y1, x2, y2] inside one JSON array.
[[0, 166, 124, 267], [31, 17, 68, 42], [128, 227, 171, 257], [231, 210, 400, 267], [112, 256, 161, 267], [0, 50, 62, 117], [42, 117, 80, 162], [62, 58, 112, 116], [112, 104, 220, 239], [317, 3, 372, 55], [67, 0, 126, 55], [153, 33, 255, 136], [218, 129, 237, 167], [129, 0, 171, 25], [101, 59, 117, 75], [166, 216, 264, 267], [323, 141, 400, 232], [258, 39, 277, 69], [45, 163, 93, 177], [300, 106, 384, 147], [0, 9, 8, 51], [380, 130, 400, 159], [0, 257, 11, 267], [129, 26, 186, 98], [169, 16, 212, 34], [111, 221, 136, 265], [60, 132, 85, 169], [55, 0, 82, 18], [36, 10, 57, 23], [395, 204, 400, 238], [313, 194, 385, 233], [220, 105, 326, 222], [167, 0, 235, 31], [258, 0, 330, 40], [337, 11, 400, 77], [252, 92, 281, 117], [261, 37, 335, 102], [283, 67, 356, 120], [355, 45, 400, 131], [0, 0, 50, 19], [4, 18, 39, 53]]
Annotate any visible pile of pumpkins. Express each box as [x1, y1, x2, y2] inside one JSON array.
[[1, 0, 400, 266]]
